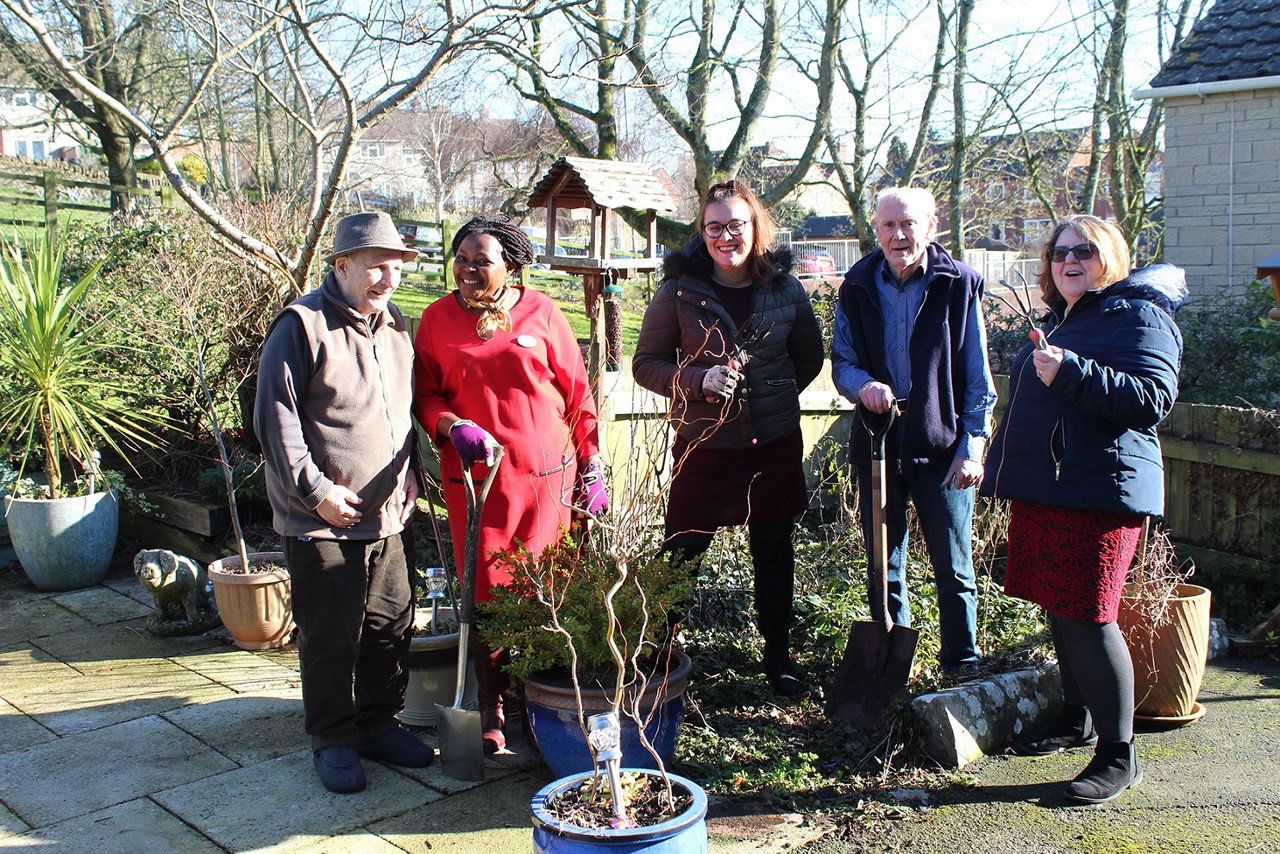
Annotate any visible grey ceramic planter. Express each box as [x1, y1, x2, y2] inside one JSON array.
[[4, 490, 119, 591]]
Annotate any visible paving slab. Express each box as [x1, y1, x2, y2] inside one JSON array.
[[1, 797, 223, 853], [162, 689, 306, 765], [292, 829, 412, 853], [172, 647, 303, 693], [0, 596, 88, 649], [101, 573, 154, 606], [153, 748, 441, 853], [706, 797, 831, 853], [364, 771, 541, 853], [0, 647, 234, 736], [0, 800, 30, 839], [0, 695, 55, 753], [0, 714, 237, 827], [51, 586, 154, 625], [29, 617, 221, 667]]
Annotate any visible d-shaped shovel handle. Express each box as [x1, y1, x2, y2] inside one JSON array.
[[857, 400, 904, 633]]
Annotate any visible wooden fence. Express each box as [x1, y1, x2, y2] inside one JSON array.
[[0, 166, 169, 234]]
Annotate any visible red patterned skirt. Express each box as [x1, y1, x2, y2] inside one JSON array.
[[1005, 500, 1144, 623]]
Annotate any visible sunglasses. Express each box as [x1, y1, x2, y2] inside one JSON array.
[[1050, 242, 1095, 263], [702, 219, 750, 239]]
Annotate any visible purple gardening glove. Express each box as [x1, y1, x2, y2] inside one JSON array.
[[574, 460, 609, 516], [449, 420, 499, 467]]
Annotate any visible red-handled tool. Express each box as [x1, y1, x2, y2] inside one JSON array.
[[1030, 328, 1049, 351]]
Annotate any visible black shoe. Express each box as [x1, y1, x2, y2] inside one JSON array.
[[941, 658, 983, 680], [763, 648, 807, 698], [1012, 705, 1098, 756], [1064, 740, 1142, 804], [359, 726, 435, 768], [314, 747, 367, 794]]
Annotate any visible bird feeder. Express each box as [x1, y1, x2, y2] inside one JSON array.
[[1257, 250, 1280, 323], [528, 157, 677, 396]]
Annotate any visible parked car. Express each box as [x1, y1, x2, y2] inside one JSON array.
[[795, 246, 839, 277]]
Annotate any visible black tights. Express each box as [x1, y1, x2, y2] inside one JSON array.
[[1050, 613, 1134, 743], [662, 517, 795, 646]]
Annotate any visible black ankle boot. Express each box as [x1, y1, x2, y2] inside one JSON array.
[[1012, 704, 1098, 756], [763, 640, 805, 698], [1064, 739, 1142, 804]]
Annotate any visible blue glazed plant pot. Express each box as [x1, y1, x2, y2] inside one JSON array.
[[522, 650, 692, 779], [5, 490, 118, 591], [531, 769, 708, 853]]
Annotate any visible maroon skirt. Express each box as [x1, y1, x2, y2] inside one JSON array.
[[665, 429, 808, 531], [1005, 500, 1144, 623]]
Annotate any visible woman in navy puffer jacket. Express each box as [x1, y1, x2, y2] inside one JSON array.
[[981, 214, 1185, 806]]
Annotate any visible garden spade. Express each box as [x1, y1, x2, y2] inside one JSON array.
[[827, 401, 919, 726], [437, 445, 503, 781]]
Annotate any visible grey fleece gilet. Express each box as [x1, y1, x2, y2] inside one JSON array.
[[255, 273, 416, 540]]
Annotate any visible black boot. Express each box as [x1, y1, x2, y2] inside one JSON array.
[[1011, 704, 1098, 756], [763, 638, 805, 698], [1064, 739, 1142, 804]]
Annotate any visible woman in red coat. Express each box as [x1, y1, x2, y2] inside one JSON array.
[[413, 215, 607, 752]]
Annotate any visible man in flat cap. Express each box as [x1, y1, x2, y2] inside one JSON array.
[[256, 211, 432, 793]]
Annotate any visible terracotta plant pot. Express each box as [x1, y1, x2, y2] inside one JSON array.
[[530, 769, 708, 853], [208, 551, 294, 650], [1118, 582, 1212, 721]]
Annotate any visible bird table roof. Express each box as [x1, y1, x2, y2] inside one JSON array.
[[528, 157, 678, 214]]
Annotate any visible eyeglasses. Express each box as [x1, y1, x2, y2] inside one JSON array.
[[702, 219, 751, 239], [1050, 242, 1095, 263]]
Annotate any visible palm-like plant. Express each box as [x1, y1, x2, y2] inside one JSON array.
[[0, 231, 162, 497]]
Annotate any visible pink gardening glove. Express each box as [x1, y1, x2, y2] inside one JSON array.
[[449, 420, 499, 468], [574, 460, 609, 516]]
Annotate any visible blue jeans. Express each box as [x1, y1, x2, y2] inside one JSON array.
[[857, 462, 979, 667]]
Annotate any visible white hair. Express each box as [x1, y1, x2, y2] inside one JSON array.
[[875, 187, 938, 223]]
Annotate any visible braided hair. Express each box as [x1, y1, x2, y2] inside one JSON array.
[[451, 215, 536, 269]]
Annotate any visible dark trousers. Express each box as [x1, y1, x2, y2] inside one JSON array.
[[662, 516, 796, 645], [284, 529, 414, 752]]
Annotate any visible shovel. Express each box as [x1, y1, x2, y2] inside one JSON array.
[[827, 400, 919, 726], [436, 445, 503, 781]]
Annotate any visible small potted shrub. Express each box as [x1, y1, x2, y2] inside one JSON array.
[[1116, 521, 1210, 723], [478, 534, 693, 778]]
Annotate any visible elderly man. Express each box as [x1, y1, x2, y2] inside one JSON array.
[[256, 211, 431, 793], [832, 187, 997, 676]]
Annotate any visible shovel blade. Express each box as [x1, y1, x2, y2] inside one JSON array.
[[826, 621, 920, 727], [435, 702, 485, 781]]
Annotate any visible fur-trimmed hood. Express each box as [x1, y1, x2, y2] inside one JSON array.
[[661, 235, 797, 289]]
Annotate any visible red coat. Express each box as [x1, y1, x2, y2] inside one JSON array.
[[413, 288, 600, 601]]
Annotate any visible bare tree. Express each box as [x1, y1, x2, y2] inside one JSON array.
[[0, 0, 530, 296], [488, 0, 842, 245]]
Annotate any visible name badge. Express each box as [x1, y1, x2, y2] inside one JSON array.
[[516, 334, 537, 348]]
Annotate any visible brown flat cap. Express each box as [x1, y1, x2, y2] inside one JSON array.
[[324, 211, 419, 265]]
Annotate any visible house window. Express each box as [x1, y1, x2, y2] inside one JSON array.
[[403, 152, 418, 166], [990, 221, 1006, 242], [1024, 219, 1051, 242], [1022, 186, 1034, 202], [362, 143, 385, 158], [989, 183, 1005, 201], [32, 141, 45, 159], [15, 140, 28, 157]]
